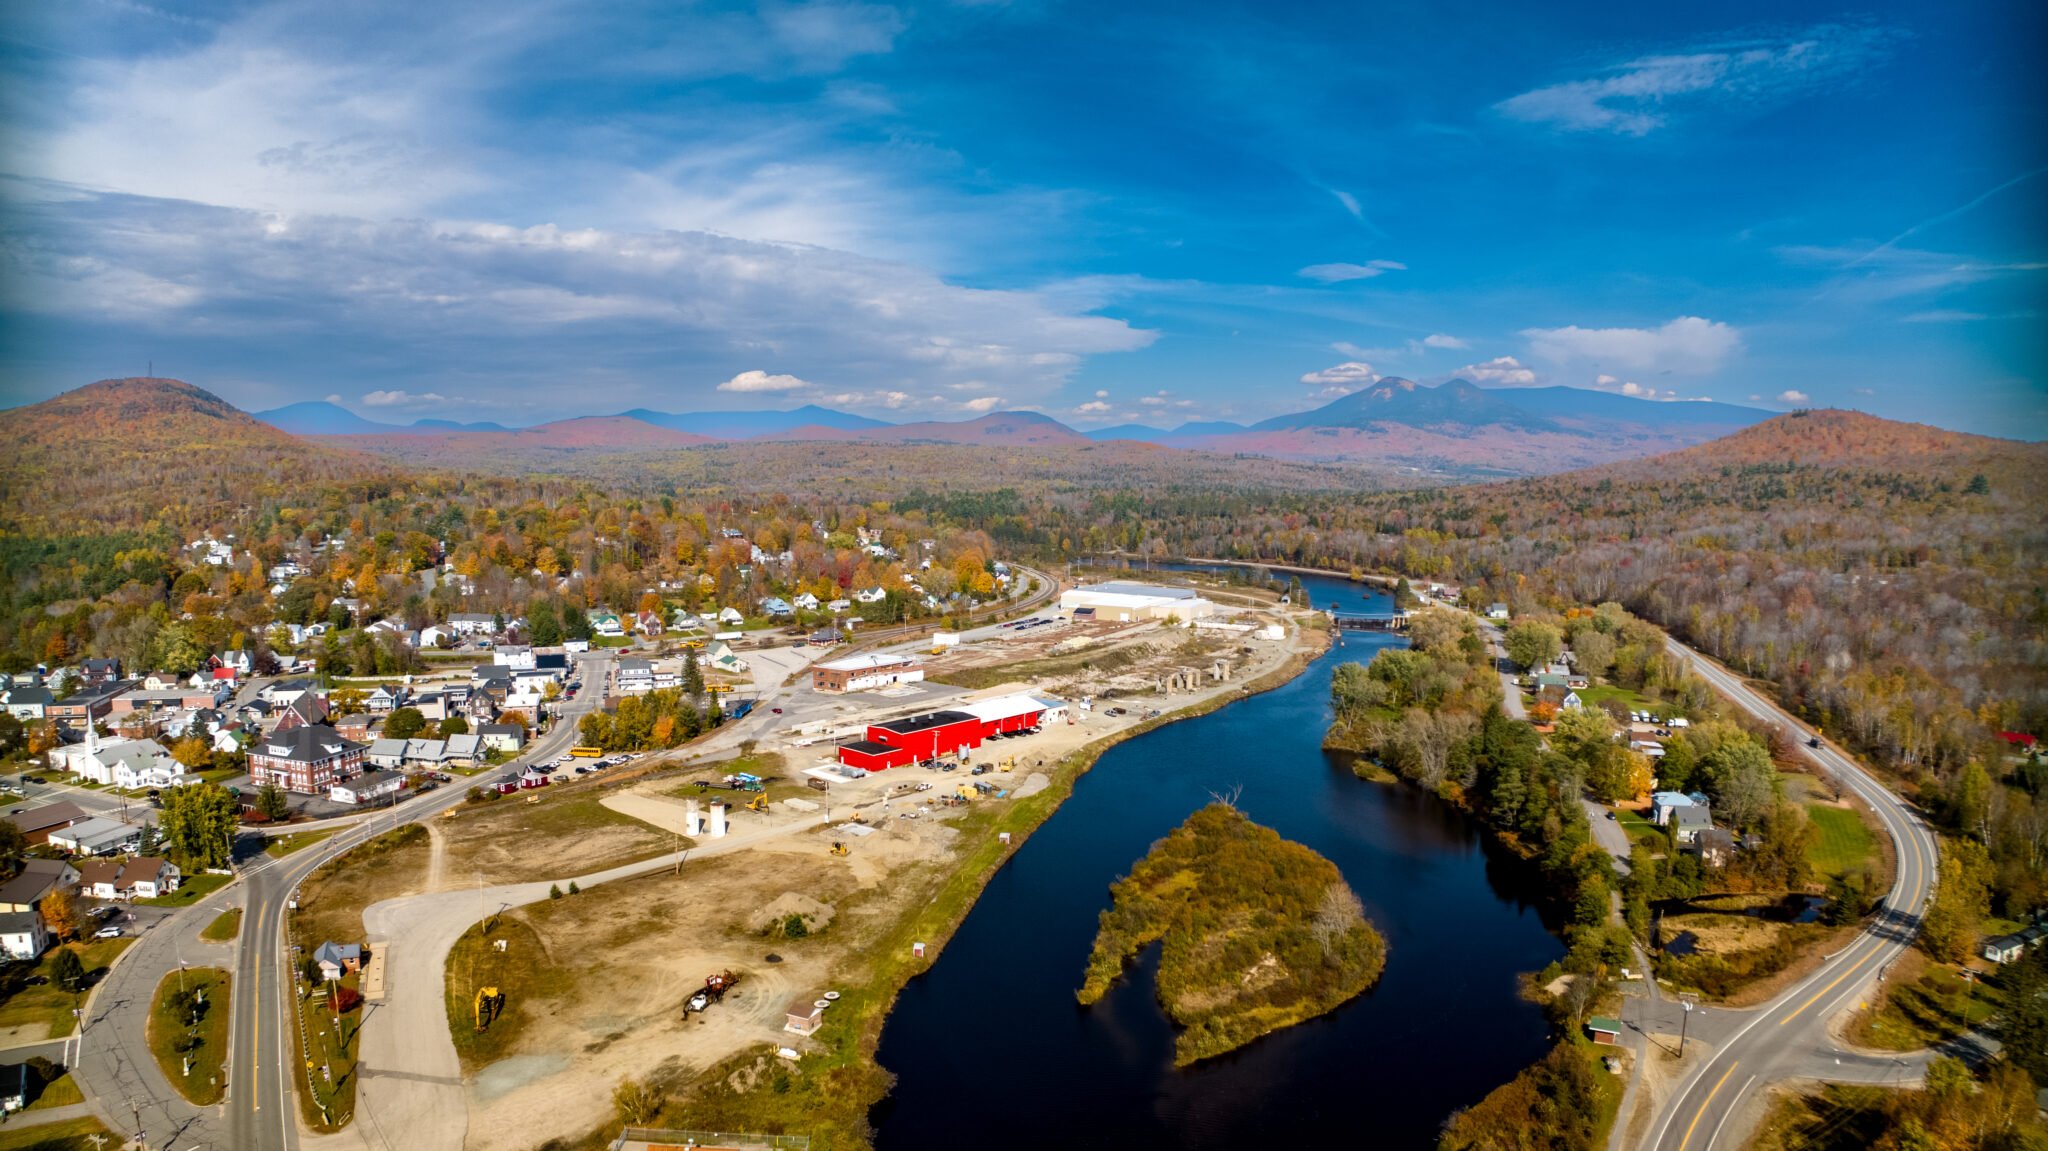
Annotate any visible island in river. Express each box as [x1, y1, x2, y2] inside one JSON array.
[[1077, 801, 1387, 1065]]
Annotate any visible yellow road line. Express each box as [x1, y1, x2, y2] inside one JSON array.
[[250, 904, 262, 1112], [1678, 1062, 1737, 1151], [1780, 941, 1881, 1026]]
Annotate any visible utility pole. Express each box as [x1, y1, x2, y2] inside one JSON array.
[[1679, 996, 1694, 1057]]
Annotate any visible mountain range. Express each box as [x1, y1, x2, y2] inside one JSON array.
[[247, 378, 1776, 472]]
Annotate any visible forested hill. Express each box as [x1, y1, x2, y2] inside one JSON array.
[[0, 377, 395, 536], [1073, 410, 2048, 804]]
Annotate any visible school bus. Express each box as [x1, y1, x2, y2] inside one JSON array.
[[570, 746, 605, 758], [705, 684, 734, 694]]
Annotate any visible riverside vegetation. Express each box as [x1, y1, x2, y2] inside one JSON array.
[[1076, 802, 1386, 1065]]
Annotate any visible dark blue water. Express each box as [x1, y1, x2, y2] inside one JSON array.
[[871, 570, 1564, 1150]]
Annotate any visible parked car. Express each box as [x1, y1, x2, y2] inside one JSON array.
[[94, 925, 122, 939]]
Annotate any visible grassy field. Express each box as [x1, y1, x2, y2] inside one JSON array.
[[201, 907, 242, 941], [1804, 804, 1878, 879], [1749, 1085, 1895, 1151], [1847, 953, 2002, 1051], [293, 970, 365, 1130], [442, 911, 574, 1074], [1573, 683, 1655, 714], [0, 1116, 118, 1151], [266, 828, 340, 857], [20, 1072, 83, 1111], [1615, 808, 1666, 849], [147, 967, 231, 1104], [137, 871, 232, 908], [0, 939, 133, 1039]]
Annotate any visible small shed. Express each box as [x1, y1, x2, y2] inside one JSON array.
[[784, 998, 825, 1036], [1586, 1016, 1623, 1045], [314, 940, 364, 981]]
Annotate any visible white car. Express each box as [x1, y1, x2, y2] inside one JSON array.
[[93, 925, 122, 939]]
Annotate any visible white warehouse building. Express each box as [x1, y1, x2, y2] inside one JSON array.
[[1058, 581, 1216, 624]]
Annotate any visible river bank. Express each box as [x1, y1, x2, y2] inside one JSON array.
[[872, 571, 1561, 1151], [657, 617, 1335, 1147]]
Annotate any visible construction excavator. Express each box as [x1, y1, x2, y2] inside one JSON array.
[[746, 794, 770, 814], [473, 986, 505, 1032], [830, 841, 850, 857]]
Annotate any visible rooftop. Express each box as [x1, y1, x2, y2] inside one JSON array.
[[870, 710, 976, 736]]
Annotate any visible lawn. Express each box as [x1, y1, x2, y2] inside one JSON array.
[[0, 1116, 118, 1151], [291, 824, 430, 949], [1804, 804, 1878, 879], [201, 907, 242, 942], [136, 872, 232, 908], [1615, 808, 1666, 849], [1849, 955, 2002, 1051], [437, 790, 671, 885], [443, 912, 575, 1074], [0, 939, 134, 1039], [1573, 683, 1656, 714], [146, 966, 231, 1105], [21, 1071, 82, 1111], [291, 970, 365, 1130], [266, 828, 339, 858]]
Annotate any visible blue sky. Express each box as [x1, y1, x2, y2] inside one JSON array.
[[1, 0, 2042, 435]]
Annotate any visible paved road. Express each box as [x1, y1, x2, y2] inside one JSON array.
[[1639, 638, 1941, 1151], [209, 654, 614, 1151]]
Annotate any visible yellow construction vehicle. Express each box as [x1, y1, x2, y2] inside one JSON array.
[[830, 842, 850, 857], [473, 986, 504, 1032], [746, 794, 769, 814], [999, 757, 1015, 772]]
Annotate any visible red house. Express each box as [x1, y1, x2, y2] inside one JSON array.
[[835, 694, 1057, 772]]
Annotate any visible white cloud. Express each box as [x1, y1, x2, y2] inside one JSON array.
[[1420, 333, 1467, 349], [1497, 26, 1896, 135], [961, 396, 1003, 413], [718, 370, 810, 393], [1299, 361, 1380, 390], [324, 393, 342, 404], [1299, 260, 1406, 283], [1595, 374, 1619, 386], [1521, 316, 1741, 374], [361, 389, 448, 407], [1456, 356, 1537, 385], [1074, 400, 1111, 414], [2, 187, 1155, 413], [1903, 309, 1986, 323], [1777, 390, 1810, 405], [1094, 389, 1109, 398]]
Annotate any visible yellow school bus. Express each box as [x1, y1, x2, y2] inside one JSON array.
[[570, 746, 604, 758]]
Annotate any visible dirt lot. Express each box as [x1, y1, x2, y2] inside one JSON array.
[[451, 838, 894, 1150], [293, 825, 433, 946]]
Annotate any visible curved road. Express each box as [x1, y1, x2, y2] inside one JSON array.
[[1640, 638, 1941, 1151]]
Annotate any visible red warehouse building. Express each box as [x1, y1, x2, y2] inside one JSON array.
[[835, 693, 1063, 772]]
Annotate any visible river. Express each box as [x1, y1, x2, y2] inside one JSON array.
[[870, 569, 1563, 1150]]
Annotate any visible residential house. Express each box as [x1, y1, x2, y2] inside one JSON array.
[[472, 664, 514, 691], [261, 679, 317, 707], [1672, 806, 1715, 846], [0, 860, 79, 913], [331, 770, 404, 806], [78, 658, 123, 686], [404, 738, 448, 768], [792, 592, 819, 612], [332, 713, 376, 741], [6, 802, 90, 847], [314, 941, 363, 981], [853, 587, 886, 604], [74, 860, 123, 901], [116, 857, 179, 899], [1485, 603, 1510, 621], [1982, 924, 2048, 965], [718, 606, 746, 624], [0, 912, 46, 962], [367, 739, 409, 770], [478, 724, 524, 754], [1651, 791, 1711, 825], [247, 724, 367, 795], [417, 625, 455, 649], [448, 613, 497, 636], [590, 612, 625, 638], [617, 659, 654, 695], [443, 733, 482, 766], [825, 598, 851, 614], [704, 642, 748, 675], [1695, 827, 1737, 868], [492, 645, 536, 671], [1, 685, 53, 721], [112, 758, 200, 792], [636, 611, 664, 637]]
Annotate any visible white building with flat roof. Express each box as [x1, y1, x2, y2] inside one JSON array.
[[812, 653, 924, 694], [1058, 581, 1215, 624]]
